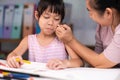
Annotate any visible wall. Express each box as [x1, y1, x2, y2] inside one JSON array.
[[0, 0, 39, 4], [0, 0, 39, 59], [64, 0, 97, 46], [0, 0, 97, 46]]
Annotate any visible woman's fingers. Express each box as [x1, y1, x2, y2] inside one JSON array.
[[56, 24, 73, 43]]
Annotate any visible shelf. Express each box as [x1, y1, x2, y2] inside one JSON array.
[[0, 39, 21, 42], [0, 39, 21, 59]]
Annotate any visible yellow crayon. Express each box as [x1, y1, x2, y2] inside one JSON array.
[[2, 72, 9, 76], [16, 58, 31, 64]]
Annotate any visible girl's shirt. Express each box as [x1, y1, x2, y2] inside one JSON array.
[[28, 34, 68, 63], [95, 24, 120, 64]]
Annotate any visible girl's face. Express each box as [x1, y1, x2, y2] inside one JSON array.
[[38, 8, 61, 36], [86, 0, 112, 27]]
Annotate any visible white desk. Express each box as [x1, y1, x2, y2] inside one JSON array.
[[34, 67, 120, 80], [0, 59, 120, 80]]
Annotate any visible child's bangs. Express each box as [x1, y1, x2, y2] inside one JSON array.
[[48, 6, 61, 15]]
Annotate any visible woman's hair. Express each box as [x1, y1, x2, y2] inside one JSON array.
[[37, 0, 65, 22], [89, 0, 120, 15]]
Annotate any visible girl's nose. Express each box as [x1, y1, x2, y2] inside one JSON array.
[[48, 18, 54, 25]]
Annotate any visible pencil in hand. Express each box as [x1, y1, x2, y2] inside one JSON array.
[[16, 58, 31, 64]]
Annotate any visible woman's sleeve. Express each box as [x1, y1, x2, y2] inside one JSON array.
[[103, 28, 120, 64], [94, 25, 104, 53]]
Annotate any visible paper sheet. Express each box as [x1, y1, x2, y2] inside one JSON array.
[[0, 59, 120, 80]]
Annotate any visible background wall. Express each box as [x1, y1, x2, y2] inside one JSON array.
[[0, 0, 97, 60], [64, 0, 97, 46], [0, 0, 97, 46], [0, 0, 39, 4]]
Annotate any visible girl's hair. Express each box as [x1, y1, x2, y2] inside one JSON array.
[[89, 0, 120, 15], [37, 0, 65, 22]]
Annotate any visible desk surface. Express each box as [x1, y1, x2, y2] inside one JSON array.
[[0, 59, 120, 80]]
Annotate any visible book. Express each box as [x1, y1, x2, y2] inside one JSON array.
[[22, 4, 34, 38], [0, 59, 120, 80], [0, 6, 4, 38], [0, 59, 49, 78], [3, 5, 14, 39], [11, 4, 23, 39], [35, 21, 41, 34]]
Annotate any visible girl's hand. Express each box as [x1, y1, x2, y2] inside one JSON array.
[[56, 24, 74, 43], [47, 59, 68, 70], [7, 56, 23, 68]]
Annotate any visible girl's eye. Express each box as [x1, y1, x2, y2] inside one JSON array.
[[43, 15, 50, 19], [54, 18, 60, 21]]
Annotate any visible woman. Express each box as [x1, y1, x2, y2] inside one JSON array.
[[56, 0, 120, 68]]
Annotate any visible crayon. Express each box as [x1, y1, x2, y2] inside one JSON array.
[[16, 58, 31, 64], [2, 71, 30, 79]]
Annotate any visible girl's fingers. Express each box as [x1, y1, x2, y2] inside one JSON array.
[[16, 56, 24, 65], [7, 60, 13, 68], [7, 56, 22, 68], [51, 62, 60, 69], [47, 59, 63, 69], [55, 65, 64, 70], [7, 58, 16, 68], [48, 59, 66, 70], [47, 59, 55, 69]]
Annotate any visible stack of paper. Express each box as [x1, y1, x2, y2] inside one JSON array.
[[0, 59, 120, 80]]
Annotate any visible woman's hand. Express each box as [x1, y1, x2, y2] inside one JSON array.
[[7, 56, 23, 68], [46, 59, 69, 70], [56, 24, 74, 43]]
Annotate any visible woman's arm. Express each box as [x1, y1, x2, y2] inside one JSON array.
[[56, 24, 116, 68], [67, 37, 116, 68]]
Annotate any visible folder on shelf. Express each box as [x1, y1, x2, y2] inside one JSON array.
[[11, 4, 23, 39], [22, 4, 34, 38], [35, 20, 41, 34], [3, 5, 14, 39], [0, 6, 4, 38]]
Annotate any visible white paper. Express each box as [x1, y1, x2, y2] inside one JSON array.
[[0, 60, 120, 80]]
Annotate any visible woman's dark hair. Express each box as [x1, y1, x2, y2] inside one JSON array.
[[89, 0, 120, 15], [37, 0, 65, 22]]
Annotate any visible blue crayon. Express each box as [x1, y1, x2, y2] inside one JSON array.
[[11, 73, 30, 79]]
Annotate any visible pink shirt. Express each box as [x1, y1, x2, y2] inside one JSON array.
[[28, 34, 68, 63], [95, 24, 120, 64]]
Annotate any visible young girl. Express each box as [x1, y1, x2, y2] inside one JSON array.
[[7, 0, 83, 69], [55, 0, 120, 68]]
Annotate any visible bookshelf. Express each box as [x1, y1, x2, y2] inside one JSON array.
[[0, 0, 73, 59], [0, 0, 39, 59], [0, 39, 21, 59]]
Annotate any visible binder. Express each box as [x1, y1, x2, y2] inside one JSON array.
[[11, 4, 23, 39], [22, 4, 34, 38], [34, 4, 40, 34], [3, 5, 14, 39], [35, 21, 41, 34], [0, 6, 4, 38]]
